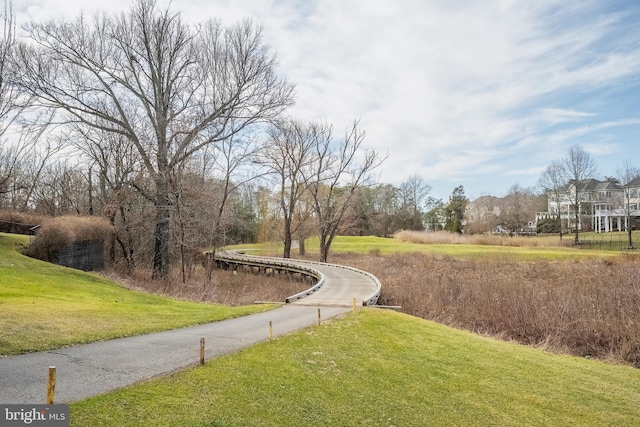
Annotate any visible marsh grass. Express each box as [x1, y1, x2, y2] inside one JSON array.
[[395, 229, 640, 251], [337, 251, 640, 366], [104, 264, 309, 306], [228, 236, 637, 364], [395, 230, 559, 246], [226, 235, 637, 365]]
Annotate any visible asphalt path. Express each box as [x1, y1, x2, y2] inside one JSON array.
[[287, 259, 381, 306], [0, 305, 350, 404], [0, 255, 380, 404]]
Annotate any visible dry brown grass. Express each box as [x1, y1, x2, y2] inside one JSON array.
[[394, 230, 559, 247], [103, 265, 310, 306], [26, 215, 114, 261], [0, 210, 48, 234], [334, 251, 640, 367]]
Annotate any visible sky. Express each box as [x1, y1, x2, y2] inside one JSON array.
[[15, 0, 640, 201]]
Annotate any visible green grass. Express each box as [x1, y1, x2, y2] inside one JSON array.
[[0, 233, 274, 355], [230, 235, 615, 261], [71, 309, 640, 426]]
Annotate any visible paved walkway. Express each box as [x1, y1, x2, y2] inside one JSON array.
[[287, 259, 381, 306], [0, 305, 350, 404], [0, 254, 381, 404]]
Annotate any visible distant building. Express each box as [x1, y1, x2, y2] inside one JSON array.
[[466, 193, 542, 234], [537, 178, 640, 233]]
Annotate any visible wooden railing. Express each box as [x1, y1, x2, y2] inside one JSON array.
[[214, 250, 381, 306]]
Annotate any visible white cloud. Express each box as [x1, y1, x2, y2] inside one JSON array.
[[16, 0, 640, 198]]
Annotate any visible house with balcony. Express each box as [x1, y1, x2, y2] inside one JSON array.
[[537, 178, 640, 233]]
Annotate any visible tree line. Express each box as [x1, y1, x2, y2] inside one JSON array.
[[0, 0, 387, 279], [1, 2, 637, 281]]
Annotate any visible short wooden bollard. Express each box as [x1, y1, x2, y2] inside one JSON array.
[[47, 366, 56, 404], [317, 308, 321, 326], [269, 321, 273, 341], [352, 297, 357, 313], [200, 337, 205, 366]]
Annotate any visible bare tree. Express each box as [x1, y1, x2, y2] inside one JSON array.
[[0, 0, 23, 134], [293, 191, 315, 255], [15, 0, 294, 278], [538, 161, 565, 239], [503, 184, 526, 234], [303, 120, 385, 262], [617, 160, 640, 249], [254, 184, 281, 243], [557, 145, 598, 244], [0, 1, 46, 202], [260, 119, 315, 258], [201, 133, 263, 280], [69, 125, 144, 268], [398, 174, 431, 230], [375, 184, 401, 235], [29, 159, 93, 216], [0, 117, 60, 211]]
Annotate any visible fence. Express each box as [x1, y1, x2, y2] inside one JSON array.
[[561, 231, 640, 251]]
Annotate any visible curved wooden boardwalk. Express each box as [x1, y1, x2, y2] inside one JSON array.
[[215, 251, 381, 307]]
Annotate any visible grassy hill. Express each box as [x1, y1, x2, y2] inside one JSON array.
[[71, 309, 640, 426], [0, 233, 273, 355], [4, 231, 639, 425]]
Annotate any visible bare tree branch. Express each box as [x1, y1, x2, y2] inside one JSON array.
[[15, 0, 294, 278]]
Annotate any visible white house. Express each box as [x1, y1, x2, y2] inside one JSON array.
[[537, 178, 640, 233]]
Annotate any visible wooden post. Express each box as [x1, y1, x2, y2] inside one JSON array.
[[317, 308, 321, 326], [269, 321, 273, 341], [353, 297, 357, 313], [47, 366, 56, 404], [200, 337, 205, 366]]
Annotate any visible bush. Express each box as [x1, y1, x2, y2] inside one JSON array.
[[26, 216, 114, 262], [537, 217, 560, 234]]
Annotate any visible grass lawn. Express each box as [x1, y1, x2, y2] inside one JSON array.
[[0, 233, 275, 355], [231, 235, 615, 261], [71, 309, 640, 426]]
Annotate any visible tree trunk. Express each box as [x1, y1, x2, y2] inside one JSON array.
[[298, 236, 306, 256], [319, 232, 331, 263], [206, 248, 218, 282], [283, 217, 292, 258], [152, 175, 171, 279], [118, 206, 135, 269], [320, 243, 329, 263]]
